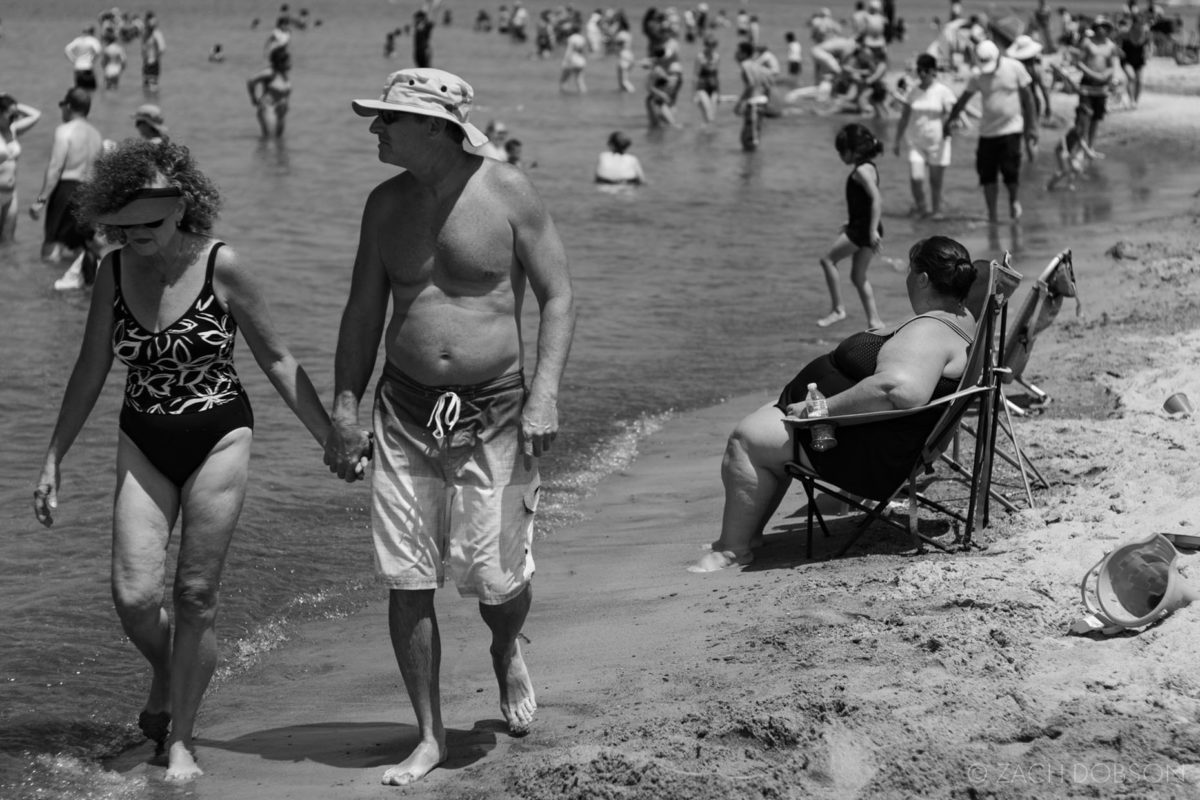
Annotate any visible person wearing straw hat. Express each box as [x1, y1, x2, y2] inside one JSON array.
[[132, 103, 169, 143], [1076, 15, 1122, 147], [327, 67, 575, 786], [1006, 34, 1050, 120], [33, 138, 335, 782], [943, 39, 1037, 222]]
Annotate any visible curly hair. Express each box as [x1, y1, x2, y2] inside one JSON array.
[[73, 139, 221, 242]]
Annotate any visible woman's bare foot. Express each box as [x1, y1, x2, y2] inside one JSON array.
[[494, 641, 537, 735], [687, 548, 753, 573], [381, 740, 448, 785], [817, 307, 847, 328], [164, 741, 203, 782]]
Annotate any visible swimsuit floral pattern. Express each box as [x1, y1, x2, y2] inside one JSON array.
[[111, 245, 244, 414]]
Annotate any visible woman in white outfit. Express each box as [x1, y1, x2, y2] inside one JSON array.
[[891, 54, 957, 218]]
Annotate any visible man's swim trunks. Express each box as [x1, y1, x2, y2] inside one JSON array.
[[371, 363, 539, 605], [44, 180, 94, 251]]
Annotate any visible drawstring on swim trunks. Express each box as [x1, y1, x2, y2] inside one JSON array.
[[427, 391, 462, 441]]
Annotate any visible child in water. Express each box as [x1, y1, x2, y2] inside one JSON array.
[[817, 123, 884, 329], [1047, 102, 1103, 191]]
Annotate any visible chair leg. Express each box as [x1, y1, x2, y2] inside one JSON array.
[[999, 401, 1036, 509], [941, 453, 1022, 513]]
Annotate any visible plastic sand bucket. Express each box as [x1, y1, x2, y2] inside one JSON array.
[[1079, 533, 1200, 629]]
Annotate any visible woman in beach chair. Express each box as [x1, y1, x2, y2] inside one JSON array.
[[691, 235, 977, 572]]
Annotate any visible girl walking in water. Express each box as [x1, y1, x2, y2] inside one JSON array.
[[817, 123, 884, 329]]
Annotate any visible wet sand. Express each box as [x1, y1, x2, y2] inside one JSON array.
[[107, 67, 1200, 799]]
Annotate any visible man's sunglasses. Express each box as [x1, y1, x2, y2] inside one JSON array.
[[114, 217, 168, 231]]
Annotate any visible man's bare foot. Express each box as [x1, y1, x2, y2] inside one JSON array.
[[867, 317, 885, 330], [687, 548, 753, 573], [817, 308, 847, 327], [164, 741, 203, 782], [494, 641, 537, 735], [381, 741, 448, 786]]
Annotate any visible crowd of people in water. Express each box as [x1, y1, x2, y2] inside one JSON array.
[[5, 0, 1192, 789]]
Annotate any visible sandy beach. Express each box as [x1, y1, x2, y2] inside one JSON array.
[[96, 71, 1200, 799]]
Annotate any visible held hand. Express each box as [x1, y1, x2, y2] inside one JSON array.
[[520, 396, 559, 470], [868, 230, 882, 251], [33, 462, 60, 527], [28, 199, 45, 221], [323, 421, 373, 483]]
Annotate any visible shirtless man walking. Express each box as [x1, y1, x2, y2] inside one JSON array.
[[1076, 15, 1122, 147], [325, 67, 575, 787], [29, 87, 102, 269]]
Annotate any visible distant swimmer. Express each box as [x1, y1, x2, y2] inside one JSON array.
[[208, 43, 225, 63], [247, 48, 292, 138], [560, 22, 588, 93], [472, 119, 509, 160], [29, 88, 103, 273], [141, 11, 166, 94], [693, 34, 720, 123], [0, 94, 42, 243], [132, 104, 169, 143], [595, 130, 646, 184], [65, 26, 102, 90], [264, 14, 291, 60], [101, 29, 127, 89]]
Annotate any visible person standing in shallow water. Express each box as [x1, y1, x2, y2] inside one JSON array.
[[246, 48, 292, 138], [32, 139, 335, 783], [816, 123, 885, 329], [327, 67, 575, 787]]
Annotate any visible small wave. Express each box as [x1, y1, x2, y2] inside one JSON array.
[[536, 410, 674, 536], [213, 578, 377, 686], [0, 752, 149, 800]]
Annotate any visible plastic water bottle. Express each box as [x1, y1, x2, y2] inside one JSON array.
[[805, 383, 838, 452]]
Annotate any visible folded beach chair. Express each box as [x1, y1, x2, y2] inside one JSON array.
[[782, 261, 1009, 558], [948, 250, 1076, 510], [1003, 249, 1079, 409]]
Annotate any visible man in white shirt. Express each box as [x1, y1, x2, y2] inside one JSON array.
[[64, 27, 102, 91], [944, 39, 1038, 222]]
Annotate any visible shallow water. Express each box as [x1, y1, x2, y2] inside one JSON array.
[[0, 0, 1194, 796]]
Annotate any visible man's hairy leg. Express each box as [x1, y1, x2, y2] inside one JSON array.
[[479, 584, 537, 735], [383, 589, 447, 786]]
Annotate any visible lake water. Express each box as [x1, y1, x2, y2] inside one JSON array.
[[0, 0, 1194, 796]]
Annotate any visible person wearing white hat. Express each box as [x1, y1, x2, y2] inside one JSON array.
[[943, 39, 1038, 222], [132, 103, 169, 143], [1006, 34, 1050, 120], [328, 67, 575, 786]]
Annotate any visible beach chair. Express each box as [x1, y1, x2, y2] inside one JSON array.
[[1003, 249, 1079, 409], [782, 261, 1009, 558], [949, 251, 1076, 510]]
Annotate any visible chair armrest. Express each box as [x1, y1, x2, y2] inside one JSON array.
[[781, 385, 992, 429]]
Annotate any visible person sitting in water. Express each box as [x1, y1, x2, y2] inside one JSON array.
[[690, 235, 978, 572], [595, 130, 646, 185]]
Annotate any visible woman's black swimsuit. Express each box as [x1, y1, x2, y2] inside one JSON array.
[[112, 241, 254, 487], [777, 315, 972, 500], [696, 53, 720, 95], [844, 161, 883, 248]]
